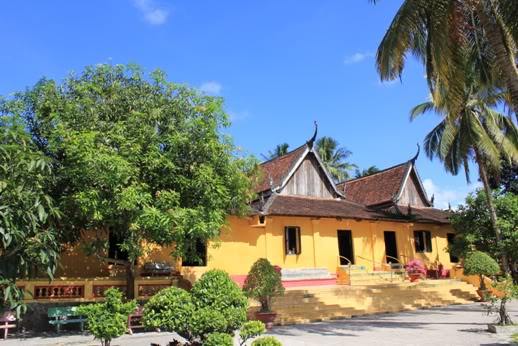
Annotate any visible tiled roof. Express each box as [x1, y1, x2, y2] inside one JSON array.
[[261, 195, 451, 224], [337, 163, 410, 207], [255, 145, 307, 193]]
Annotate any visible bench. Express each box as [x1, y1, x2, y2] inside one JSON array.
[[127, 306, 145, 335], [48, 306, 86, 334], [0, 311, 16, 339]]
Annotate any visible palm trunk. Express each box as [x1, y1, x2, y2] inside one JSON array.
[[476, 1, 518, 122], [475, 149, 511, 273]]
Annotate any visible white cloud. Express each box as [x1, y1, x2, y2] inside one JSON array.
[[344, 52, 373, 65], [422, 178, 482, 210], [133, 0, 169, 25], [377, 79, 399, 87], [199, 81, 223, 95], [227, 110, 250, 122]]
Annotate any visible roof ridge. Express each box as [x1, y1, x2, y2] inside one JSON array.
[[340, 161, 410, 185], [259, 143, 306, 166]]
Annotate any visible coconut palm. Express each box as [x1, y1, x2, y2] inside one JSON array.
[[371, 0, 518, 120], [262, 143, 290, 161], [411, 66, 518, 273], [354, 166, 381, 179], [315, 137, 357, 182]]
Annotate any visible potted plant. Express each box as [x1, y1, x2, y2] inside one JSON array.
[[463, 251, 500, 301], [405, 259, 426, 282], [242, 259, 285, 329]]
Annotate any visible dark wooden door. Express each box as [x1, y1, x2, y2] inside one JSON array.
[[384, 231, 398, 263], [337, 230, 355, 265]]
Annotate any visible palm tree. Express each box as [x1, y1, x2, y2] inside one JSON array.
[[411, 66, 518, 273], [371, 0, 518, 120], [354, 166, 380, 179], [315, 137, 357, 182], [261, 143, 290, 161]]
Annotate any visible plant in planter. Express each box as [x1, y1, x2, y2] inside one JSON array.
[[405, 259, 426, 282], [463, 251, 500, 300], [243, 259, 285, 329]]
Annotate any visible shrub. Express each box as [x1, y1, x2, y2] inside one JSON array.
[[78, 288, 137, 346], [405, 259, 427, 275], [142, 286, 194, 337], [482, 274, 518, 326], [463, 251, 500, 290], [251, 336, 283, 346], [191, 269, 248, 332], [243, 258, 285, 312], [239, 320, 266, 345], [189, 308, 227, 339], [204, 332, 234, 346]]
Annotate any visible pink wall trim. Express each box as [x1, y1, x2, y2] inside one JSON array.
[[231, 275, 337, 288]]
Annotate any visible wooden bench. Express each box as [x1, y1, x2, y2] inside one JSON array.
[[0, 311, 16, 339], [127, 306, 145, 335], [48, 306, 86, 334]]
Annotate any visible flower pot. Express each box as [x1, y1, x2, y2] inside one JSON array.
[[409, 273, 421, 282], [255, 312, 277, 329]]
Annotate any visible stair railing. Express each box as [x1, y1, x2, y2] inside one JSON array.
[[337, 256, 353, 286], [356, 256, 398, 282]]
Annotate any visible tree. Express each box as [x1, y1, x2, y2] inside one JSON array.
[[0, 115, 61, 315], [488, 157, 518, 195], [354, 166, 380, 179], [315, 136, 356, 182], [1, 64, 257, 298], [261, 143, 289, 161], [411, 64, 518, 273], [371, 0, 518, 121], [450, 190, 518, 277]]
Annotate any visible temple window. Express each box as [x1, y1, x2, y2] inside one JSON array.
[[182, 238, 207, 267], [285, 226, 301, 255], [414, 230, 432, 253]]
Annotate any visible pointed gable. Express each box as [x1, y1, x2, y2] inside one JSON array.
[[256, 145, 307, 193]]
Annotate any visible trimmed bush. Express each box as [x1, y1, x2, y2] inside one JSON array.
[[189, 308, 227, 339], [142, 286, 194, 336], [204, 332, 234, 346], [243, 258, 285, 312], [463, 251, 500, 289], [239, 320, 266, 344], [78, 288, 136, 346], [251, 336, 283, 346], [191, 269, 248, 332]]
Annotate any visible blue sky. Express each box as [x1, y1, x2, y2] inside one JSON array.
[[0, 0, 481, 208]]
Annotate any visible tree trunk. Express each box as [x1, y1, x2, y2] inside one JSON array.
[[476, 0, 518, 122], [125, 261, 135, 299], [475, 149, 511, 273]]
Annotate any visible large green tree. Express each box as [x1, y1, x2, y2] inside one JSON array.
[[372, 0, 518, 120], [0, 115, 61, 314], [1, 64, 256, 297], [450, 190, 518, 276], [411, 65, 518, 273], [315, 136, 356, 182]]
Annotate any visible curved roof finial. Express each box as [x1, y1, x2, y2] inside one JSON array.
[[306, 121, 318, 148], [410, 143, 420, 163]]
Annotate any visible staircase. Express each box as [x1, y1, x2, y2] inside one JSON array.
[[249, 279, 479, 325], [337, 265, 406, 285]]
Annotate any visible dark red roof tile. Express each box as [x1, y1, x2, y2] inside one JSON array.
[[256, 145, 307, 193]]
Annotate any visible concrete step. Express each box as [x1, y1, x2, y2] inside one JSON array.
[[282, 268, 334, 281]]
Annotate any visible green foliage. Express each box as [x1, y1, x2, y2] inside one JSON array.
[[204, 332, 234, 346], [78, 288, 137, 346], [482, 275, 518, 326], [451, 191, 518, 270], [463, 251, 500, 290], [262, 143, 290, 161], [243, 259, 285, 313], [354, 166, 380, 179], [144, 270, 248, 344], [251, 336, 283, 346], [0, 115, 61, 315], [191, 269, 248, 332], [142, 286, 193, 335], [1, 64, 257, 268], [239, 321, 266, 346], [315, 136, 356, 182]]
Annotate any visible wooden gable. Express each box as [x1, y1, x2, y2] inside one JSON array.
[[280, 152, 336, 198], [397, 168, 430, 207]]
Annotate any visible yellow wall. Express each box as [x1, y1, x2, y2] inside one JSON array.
[[56, 216, 456, 280]]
